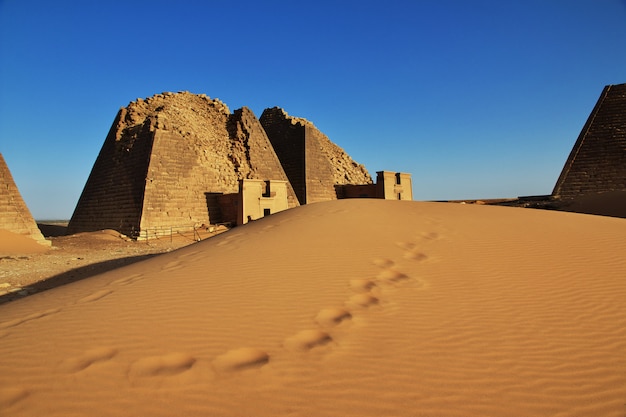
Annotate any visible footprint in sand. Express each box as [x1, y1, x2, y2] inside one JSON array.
[[212, 347, 270, 372], [0, 308, 61, 330], [420, 231, 440, 241], [129, 353, 196, 379], [349, 279, 377, 293], [77, 289, 113, 304], [315, 308, 352, 327], [396, 242, 429, 261], [377, 269, 410, 284], [403, 251, 428, 261], [284, 329, 333, 351], [59, 347, 118, 373], [0, 387, 29, 408], [372, 258, 395, 268], [110, 273, 144, 286], [348, 293, 379, 308]]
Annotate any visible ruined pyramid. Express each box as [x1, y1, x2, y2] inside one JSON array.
[[68, 92, 372, 238], [0, 153, 50, 247]]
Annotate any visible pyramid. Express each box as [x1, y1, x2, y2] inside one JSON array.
[[260, 107, 371, 204], [0, 153, 50, 247], [553, 83, 626, 199], [68, 92, 372, 238]]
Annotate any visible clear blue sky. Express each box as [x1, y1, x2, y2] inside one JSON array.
[[1, 0, 625, 219]]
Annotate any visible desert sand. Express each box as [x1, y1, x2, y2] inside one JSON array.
[[1, 199, 625, 417]]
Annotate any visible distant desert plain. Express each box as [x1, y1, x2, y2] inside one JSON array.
[[1, 198, 625, 417]]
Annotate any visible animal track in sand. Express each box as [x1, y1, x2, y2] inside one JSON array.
[[59, 347, 118, 373], [315, 308, 352, 327], [110, 273, 145, 286], [129, 353, 196, 378], [284, 329, 333, 351], [0, 387, 29, 408], [212, 348, 270, 372], [77, 289, 113, 304], [0, 308, 61, 329]]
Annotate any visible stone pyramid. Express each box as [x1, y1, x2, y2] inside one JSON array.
[[0, 153, 49, 247], [260, 107, 371, 204], [553, 83, 626, 199], [68, 92, 372, 238]]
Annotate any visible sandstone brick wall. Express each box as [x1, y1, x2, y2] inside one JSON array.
[[304, 125, 342, 203], [260, 107, 372, 204], [228, 107, 299, 208], [259, 108, 307, 203], [69, 92, 307, 237], [0, 153, 49, 246], [68, 109, 155, 236], [553, 83, 626, 199]]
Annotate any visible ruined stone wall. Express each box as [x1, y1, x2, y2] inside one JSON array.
[[0, 153, 49, 246], [228, 107, 299, 208], [304, 125, 342, 202], [259, 108, 307, 204], [238, 179, 289, 224], [553, 83, 626, 199], [68, 110, 153, 236], [260, 107, 372, 204], [70, 92, 304, 237]]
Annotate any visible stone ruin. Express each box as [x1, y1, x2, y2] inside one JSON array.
[[0, 153, 50, 247], [553, 83, 626, 199], [68, 92, 399, 238]]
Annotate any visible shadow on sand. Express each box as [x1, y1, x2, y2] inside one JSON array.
[[0, 253, 159, 305]]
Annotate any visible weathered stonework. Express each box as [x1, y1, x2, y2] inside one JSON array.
[[69, 92, 375, 238], [340, 171, 413, 200], [238, 179, 290, 225], [553, 83, 626, 199], [0, 153, 50, 247], [260, 107, 372, 204]]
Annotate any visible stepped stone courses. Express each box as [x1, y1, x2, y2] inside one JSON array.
[[553, 83, 626, 199], [69, 92, 374, 238], [0, 153, 50, 247], [260, 107, 372, 204]]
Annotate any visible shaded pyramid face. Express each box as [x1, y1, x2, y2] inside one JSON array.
[[0, 153, 49, 247], [260, 107, 372, 205], [553, 83, 626, 199]]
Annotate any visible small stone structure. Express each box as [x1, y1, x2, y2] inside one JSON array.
[[238, 179, 289, 224], [340, 171, 413, 200], [0, 153, 50, 247], [553, 83, 626, 199]]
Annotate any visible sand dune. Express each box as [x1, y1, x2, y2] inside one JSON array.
[[1, 199, 625, 416], [0, 230, 49, 256]]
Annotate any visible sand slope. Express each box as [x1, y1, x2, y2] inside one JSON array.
[[1, 199, 625, 417], [0, 230, 49, 256]]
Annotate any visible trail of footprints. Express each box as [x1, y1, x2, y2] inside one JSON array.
[[1, 232, 438, 407]]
